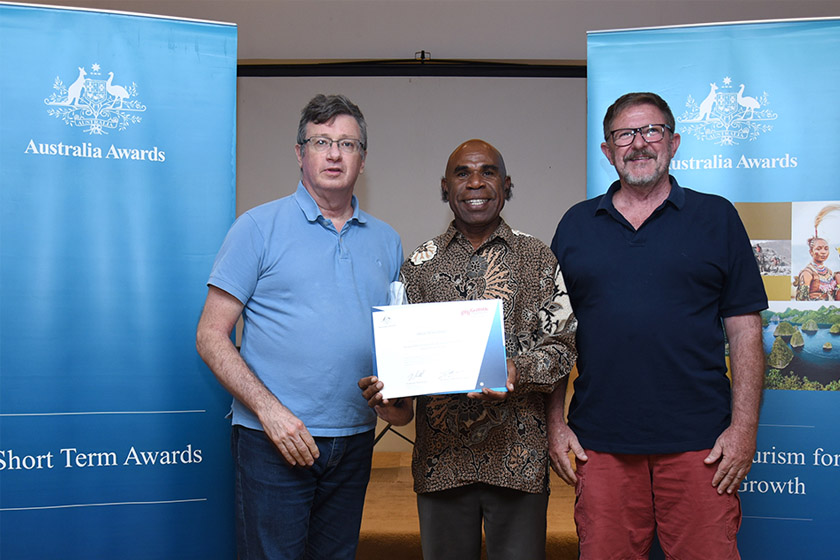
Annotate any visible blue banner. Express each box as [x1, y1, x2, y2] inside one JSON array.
[[0, 4, 237, 558], [588, 19, 840, 202], [588, 19, 840, 558]]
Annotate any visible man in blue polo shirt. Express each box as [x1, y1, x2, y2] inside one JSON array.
[[548, 92, 767, 559], [196, 94, 402, 559]]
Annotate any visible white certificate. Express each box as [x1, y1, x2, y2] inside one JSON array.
[[371, 299, 508, 399]]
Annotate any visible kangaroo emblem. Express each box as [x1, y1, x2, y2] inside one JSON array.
[[45, 64, 147, 134], [64, 67, 87, 106], [696, 83, 718, 121]]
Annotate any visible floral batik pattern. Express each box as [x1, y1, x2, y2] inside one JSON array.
[[401, 221, 577, 494]]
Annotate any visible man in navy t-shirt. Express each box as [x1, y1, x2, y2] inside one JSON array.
[[548, 92, 767, 560]]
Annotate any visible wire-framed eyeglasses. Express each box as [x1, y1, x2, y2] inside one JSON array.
[[302, 136, 365, 154]]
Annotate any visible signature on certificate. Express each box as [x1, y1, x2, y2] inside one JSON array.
[[436, 369, 459, 381], [407, 369, 427, 383]]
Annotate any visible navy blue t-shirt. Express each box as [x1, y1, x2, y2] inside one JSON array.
[[551, 177, 767, 454]]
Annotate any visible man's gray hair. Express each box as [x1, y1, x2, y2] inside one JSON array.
[[297, 94, 367, 152], [602, 92, 676, 141]]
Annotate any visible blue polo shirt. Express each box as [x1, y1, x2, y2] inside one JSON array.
[[551, 177, 767, 454], [208, 182, 403, 436]]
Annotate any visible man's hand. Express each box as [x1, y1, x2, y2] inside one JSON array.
[[709, 312, 763, 494], [358, 376, 414, 426], [197, 286, 319, 468], [467, 358, 518, 402], [359, 375, 387, 408], [704, 423, 756, 494], [548, 421, 587, 486], [259, 403, 320, 467]]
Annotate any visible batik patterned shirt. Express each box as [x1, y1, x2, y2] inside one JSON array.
[[402, 220, 577, 494]]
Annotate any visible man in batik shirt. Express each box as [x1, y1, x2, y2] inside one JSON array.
[[360, 139, 577, 560]]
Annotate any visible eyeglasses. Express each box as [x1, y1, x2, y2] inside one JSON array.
[[608, 124, 672, 147], [301, 136, 365, 154]]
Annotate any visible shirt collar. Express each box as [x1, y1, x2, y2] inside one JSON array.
[[294, 181, 365, 224], [440, 219, 513, 250], [595, 175, 685, 216]]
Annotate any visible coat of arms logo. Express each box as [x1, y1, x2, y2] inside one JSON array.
[[44, 63, 146, 134], [677, 77, 777, 145]]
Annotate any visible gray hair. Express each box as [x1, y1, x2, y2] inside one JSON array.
[[296, 94, 367, 152], [603, 92, 676, 141]]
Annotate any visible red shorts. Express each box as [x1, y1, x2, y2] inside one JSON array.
[[574, 449, 741, 560]]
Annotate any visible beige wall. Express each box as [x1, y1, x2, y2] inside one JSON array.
[[237, 75, 586, 251]]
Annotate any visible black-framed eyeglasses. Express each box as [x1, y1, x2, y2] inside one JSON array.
[[301, 136, 365, 154], [608, 124, 672, 147]]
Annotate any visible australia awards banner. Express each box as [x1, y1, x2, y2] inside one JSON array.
[[588, 19, 840, 557], [0, 4, 237, 558]]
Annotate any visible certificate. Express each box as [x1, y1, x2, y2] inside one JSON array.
[[371, 299, 508, 399]]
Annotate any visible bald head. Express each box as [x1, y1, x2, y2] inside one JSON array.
[[441, 139, 511, 203], [446, 139, 506, 175]]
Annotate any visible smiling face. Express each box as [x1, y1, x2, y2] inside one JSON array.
[[441, 140, 510, 247], [295, 114, 365, 201], [601, 103, 680, 191]]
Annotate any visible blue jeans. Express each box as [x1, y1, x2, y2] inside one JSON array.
[[232, 425, 374, 560]]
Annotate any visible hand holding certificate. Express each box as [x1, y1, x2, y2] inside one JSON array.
[[371, 299, 508, 399]]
